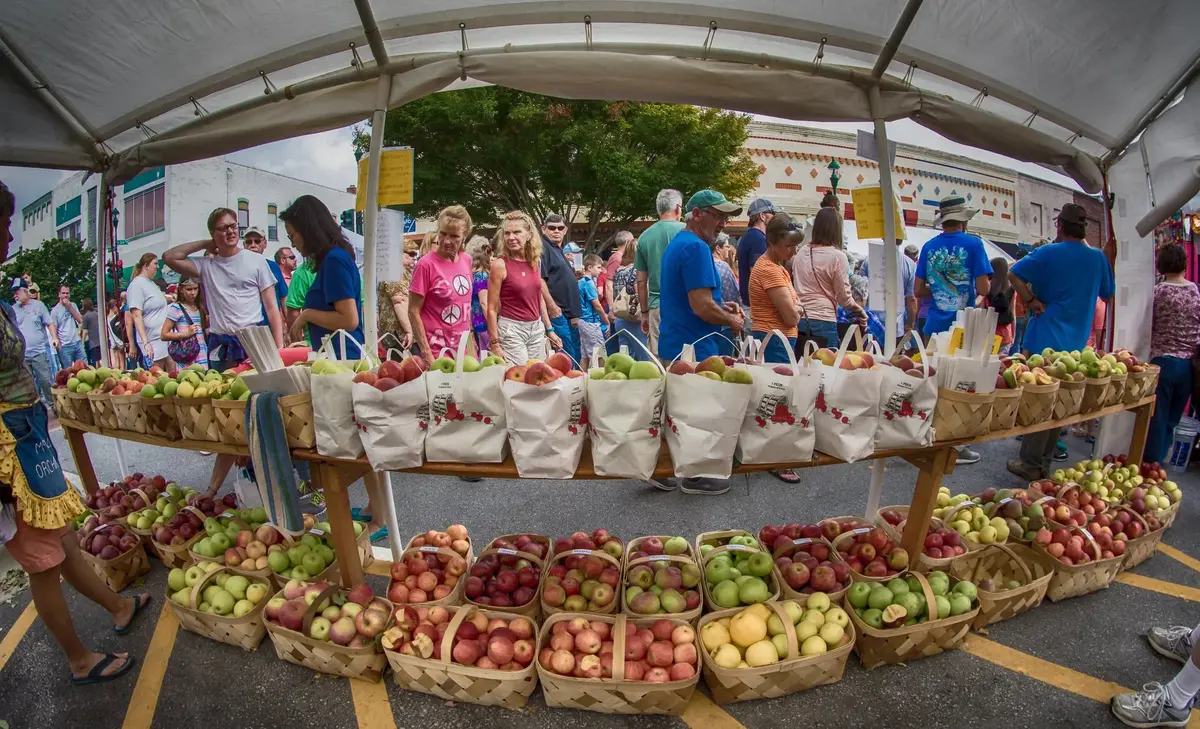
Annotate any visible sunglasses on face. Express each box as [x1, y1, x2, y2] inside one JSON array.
[[545, 225, 567, 231], [214, 223, 238, 233]]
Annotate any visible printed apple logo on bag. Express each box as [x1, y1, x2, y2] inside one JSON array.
[[753, 392, 796, 428], [882, 391, 926, 421], [815, 386, 827, 413], [665, 414, 679, 435], [417, 402, 429, 430], [647, 403, 662, 437], [567, 399, 586, 436]]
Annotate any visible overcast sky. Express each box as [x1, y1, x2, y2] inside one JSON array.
[[1, 118, 1080, 248]]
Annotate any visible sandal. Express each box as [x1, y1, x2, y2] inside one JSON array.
[[115, 594, 152, 635], [70, 653, 136, 685], [770, 469, 801, 484], [350, 507, 365, 520], [369, 525, 389, 544]]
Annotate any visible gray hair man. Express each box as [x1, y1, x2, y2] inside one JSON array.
[[634, 189, 684, 355], [540, 213, 582, 364]]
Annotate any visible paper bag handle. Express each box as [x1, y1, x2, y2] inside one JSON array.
[[831, 325, 865, 369]]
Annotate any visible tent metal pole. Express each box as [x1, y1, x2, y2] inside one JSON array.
[[351, 0, 390, 66], [871, 0, 925, 79], [93, 172, 129, 478], [864, 84, 899, 521]]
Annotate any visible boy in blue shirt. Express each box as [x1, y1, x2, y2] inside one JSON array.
[[577, 255, 610, 364]]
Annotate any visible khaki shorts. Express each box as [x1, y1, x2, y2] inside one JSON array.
[[648, 308, 661, 357]]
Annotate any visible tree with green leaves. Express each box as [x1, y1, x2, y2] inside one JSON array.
[[3, 238, 97, 304], [356, 89, 759, 250]]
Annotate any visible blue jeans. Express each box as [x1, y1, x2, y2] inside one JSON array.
[[550, 315, 581, 365], [1146, 355, 1194, 464], [58, 340, 85, 368], [717, 328, 736, 357], [751, 331, 797, 364], [611, 317, 649, 361], [25, 352, 53, 410], [799, 319, 839, 350]]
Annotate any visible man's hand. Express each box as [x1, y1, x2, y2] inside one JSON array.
[[568, 318, 580, 328], [1028, 298, 1046, 315], [547, 331, 563, 349], [400, 331, 413, 350], [288, 311, 307, 343], [641, 314, 650, 335], [548, 303, 563, 319]]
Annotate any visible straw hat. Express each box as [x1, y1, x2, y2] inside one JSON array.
[[933, 194, 979, 226]]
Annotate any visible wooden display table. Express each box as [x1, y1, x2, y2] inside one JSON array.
[[59, 395, 1156, 589]]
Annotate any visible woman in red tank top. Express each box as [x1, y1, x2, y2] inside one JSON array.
[[486, 211, 561, 365]]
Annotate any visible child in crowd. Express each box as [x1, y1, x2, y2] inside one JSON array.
[[577, 255, 610, 364]]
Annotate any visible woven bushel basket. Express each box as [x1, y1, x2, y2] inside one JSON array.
[[1125, 366, 1157, 403], [875, 505, 980, 575], [83, 541, 152, 592], [540, 546, 623, 618], [1016, 380, 1059, 427], [279, 392, 315, 448], [67, 390, 95, 426], [831, 528, 909, 585], [142, 397, 181, 440], [947, 543, 1051, 629], [932, 388, 995, 441], [151, 531, 203, 570], [168, 566, 269, 651], [176, 397, 220, 442], [621, 536, 702, 623], [1117, 508, 1165, 570], [464, 538, 546, 620], [696, 530, 780, 613], [111, 392, 148, 433], [263, 584, 393, 681], [536, 612, 700, 715], [212, 399, 248, 445], [1080, 377, 1110, 414], [990, 388, 1021, 431], [393, 544, 467, 608], [1052, 379, 1086, 419], [1158, 500, 1181, 529], [697, 600, 854, 704], [769, 536, 847, 605], [1105, 373, 1127, 407], [88, 391, 120, 430], [848, 570, 978, 669], [385, 605, 538, 709], [1033, 527, 1122, 601], [51, 387, 71, 417]]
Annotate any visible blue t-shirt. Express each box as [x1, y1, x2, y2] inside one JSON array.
[[578, 276, 603, 326], [305, 247, 365, 358], [259, 259, 289, 326], [915, 231, 993, 336], [657, 230, 722, 362], [736, 228, 767, 304], [1010, 241, 1115, 353]]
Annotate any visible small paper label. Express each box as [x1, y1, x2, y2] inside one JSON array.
[[792, 538, 813, 546], [648, 554, 671, 561], [571, 549, 593, 556], [849, 527, 871, 536], [497, 548, 518, 556], [308, 529, 324, 536], [997, 497, 1013, 506], [725, 544, 751, 552], [418, 546, 439, 553]]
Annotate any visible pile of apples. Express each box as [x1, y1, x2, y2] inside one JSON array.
[[543, 551, 621, 613], [1039, 498, 1088, 529], [265, 581, 391, 648], [1085, 511, 1135, 557], [834, 528, 908, 577], [930, 486, 975, 519], [1033, 526, 1109, 564], [152, 507, 205, 547], [758, 521, 842, 553], [848, 571, 977, 628], [588, 351, 663, 382], [127, 482, 212, 531], [666, 356, 753, 385], [768, 534, 850, 596], [973, 487, 1048, 543], [552, 529, 625, 560], [465, 534, 548, 609], [703, 596, 849, 668], [430, 352, 506, 374], [624, 536, 703, 615], [167, 564, 269, 617], [699, 533, 775, 609], [55, 359, 93, 390], [77, 521, 139, 561], [86, 474, 164, 521], [540, 617, 698, 682], [352, 355, 427, 391], [944, 503, 1012, 545], [505, 352, 581, 385], [384, 606, 536, 670], [408, 525, 473, 557], [388, 537, 470, 606]]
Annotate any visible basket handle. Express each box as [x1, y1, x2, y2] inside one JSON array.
[[612, 614, 628, 680], [476, 546, 544, 570], [976, 543, 1032, 584], [403, 544, 462, 565], [695, 530, 758, 556], [437, 606, 474, 666], [185, 564, 234, 610], [300, 582, 341, 636], [911, 570, 938, 621], [128, 487, 152, 508], [700, 542, 764, 567], [550, 548, 622, 571], [626, 553, 697, 572], [768, 600, 800, 660]]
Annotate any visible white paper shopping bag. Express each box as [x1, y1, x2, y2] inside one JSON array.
[[664, 339, 753, 478], [424, 333, 508, 463], [352, 375, 428, 471], [813, 326, 882, 463], [873, 331, 937, 450], [587, 337, 665, 480], [736, 331, 820, 465], [311, 331, 373, 459], [503, 374, 587, 479]]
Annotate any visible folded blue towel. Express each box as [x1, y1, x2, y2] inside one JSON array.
[[246, 392, 303, 532]]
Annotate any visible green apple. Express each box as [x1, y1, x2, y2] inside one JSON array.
[[602, 372, 627, 380], [604, 352, 635, 376], [245, 583, 268, 604], [862, 608, 884, 629], [895, 592, 922, 618], [300, 534, 320, 548], [867, 586, 893, 610], [628, 361, 662, 380], [302, 552, 326, 576], [430, 356, 456, 373], [316, 545, 335, 566], [722, 368, 753, 385], [933, 595, 951, 618], [461, 355, 481, 373], [209, 590, 235, 616], [588, 367, 607, 380], [711, 579, 741, 608], [171, 588, 191, 606], [926, 572, 950, 596], [232, 599, 255, 618], [886, 578, 909, 597], [202, 584, 224, 604], [663, 536, 688, 555], [184, 565, 206, 587], [948, 593, 972, 616], [267, 551, 291, 574], [211, 533, 232, 552], [705, 559, 734, 584], [846, 582, 872, 609], [290, 566, 310, 581], [952, 581, 978, 602], [746, 552, 774, 577], [479, 355, 504, 368], [738, 577, 770, 604], [168, 568, 187, 592], [224, 575, 250, 600]]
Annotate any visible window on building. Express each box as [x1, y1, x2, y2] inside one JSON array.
[[1031, 202, 1043, 237], [237, 199, 249, 238], [267, 203, 278, 241], [124, 184, 166, 239], [57, 221, 82, 241]]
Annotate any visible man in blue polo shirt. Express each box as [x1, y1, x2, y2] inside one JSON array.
[[1007, 204, 1114, 480]]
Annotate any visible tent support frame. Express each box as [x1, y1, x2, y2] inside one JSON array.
[[871, 0, 925, 79]]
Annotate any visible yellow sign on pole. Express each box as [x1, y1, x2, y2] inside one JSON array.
[[850, 185, 905, 240], [355, 147, 414, 211]]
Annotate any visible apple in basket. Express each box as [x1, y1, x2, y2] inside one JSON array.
[[540, 618, 696, 681]]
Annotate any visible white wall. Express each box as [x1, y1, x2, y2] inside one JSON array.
[[1017, 175, 1075, 243]]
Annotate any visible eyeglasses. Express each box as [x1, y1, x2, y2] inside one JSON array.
[[702, 208, 731, 222], [214, 223, 238, 233], [545, 224, 567, 231], [281, 253, 296, 260]]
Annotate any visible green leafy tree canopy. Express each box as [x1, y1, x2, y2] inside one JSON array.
[[355, 89, 759, 249], [3, 238, 97, 305]]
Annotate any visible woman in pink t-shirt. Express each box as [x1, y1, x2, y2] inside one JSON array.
[[486, 211, 562, 365], [407, 205, 476, 359]]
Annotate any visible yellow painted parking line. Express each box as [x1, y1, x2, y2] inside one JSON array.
[[350, 676, 397, 729], [121, 603, 178, 729], [1159, 544, 1200, 574], [0, 602, 37, 673], [1116, 573, 1200, 603], [681, 691, 747, 729]]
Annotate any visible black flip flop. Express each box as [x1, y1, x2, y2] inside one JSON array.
[[115, 594, 152, 635], [771, 469, 801, 484], [70, 653, 135, 685]]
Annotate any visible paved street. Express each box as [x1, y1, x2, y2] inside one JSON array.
[[0, 428, 1196, 729]]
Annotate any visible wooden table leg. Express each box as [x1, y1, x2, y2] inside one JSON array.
[[63, 426, 100, 495], [1127, 400, 1155, 466], [900, 448, 953, 558], [312, 460, 365, 588]]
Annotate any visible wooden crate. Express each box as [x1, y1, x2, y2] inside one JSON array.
[[847, 570, 978, 669], [694, 530, 780, 613], [932, 389, 995, 441], [263, 584, 393, 681], [167, 566, 269, 651], [535, 612, 700, 715], [697, 600, 854, 704], [947, 543, 1052, 629], [384, 605, 538, 709], [1016, 380, 1059, 427], [176, 397, 220, 442]]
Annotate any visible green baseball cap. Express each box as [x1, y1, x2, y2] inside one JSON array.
[[685, 189, 743, 216]]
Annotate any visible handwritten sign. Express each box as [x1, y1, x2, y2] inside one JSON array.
[[851, 186, 905, 241], [355, 147, 414, 210]]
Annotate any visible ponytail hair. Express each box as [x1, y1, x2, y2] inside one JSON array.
[[133, 252, 157, 275]]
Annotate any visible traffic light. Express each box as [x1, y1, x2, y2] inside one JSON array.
[[340, 210, 354, 231], [355, 211, 364, 235]]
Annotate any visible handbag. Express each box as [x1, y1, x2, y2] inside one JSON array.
[[167, 306, 201, 364], [612, 267, 640, 322]]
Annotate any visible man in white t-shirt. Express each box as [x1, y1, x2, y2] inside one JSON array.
[[164, 207, 284, 496]]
